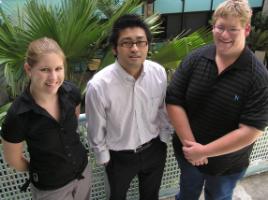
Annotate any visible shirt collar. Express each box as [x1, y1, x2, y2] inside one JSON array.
[[16, 87, 39, 115], [16, 83, 70, 115], [202, 44, 253, 70], [114, 60, 146, 83]]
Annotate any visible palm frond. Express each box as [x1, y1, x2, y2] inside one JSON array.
[[151, 27, 212, 69]]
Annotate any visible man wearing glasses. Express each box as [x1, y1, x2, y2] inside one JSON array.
[[86, 14, 170, 200], [166, 0, 268, 200]]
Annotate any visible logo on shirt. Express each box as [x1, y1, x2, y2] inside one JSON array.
[[234, 94, 240, 102]]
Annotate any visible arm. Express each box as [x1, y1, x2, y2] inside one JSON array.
[[167, 104, 208, 166], [158, 69, 172, 143], [158, 102, 172, 144], [85, 83, 109, 165], [2, 139, 29, 171], [166, 104, 195, 145], [165, 54, 207, 165], [183, 82, 268, 162], [183, 124, 262, 162], [75, 104, 81, 119]]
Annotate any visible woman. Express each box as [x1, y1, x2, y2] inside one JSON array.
[[1, 37, 91, 200]]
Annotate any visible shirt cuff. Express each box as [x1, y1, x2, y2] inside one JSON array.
[[95, 150, 110, 165]]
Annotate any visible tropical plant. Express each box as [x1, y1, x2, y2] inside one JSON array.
[[247, 27, 268, 51], [0, 0, 143, 98], [0, 102, 11, 125], [246, 11, 268, 64], [251, 11, 268, 30], [151, 27, 213, 70]]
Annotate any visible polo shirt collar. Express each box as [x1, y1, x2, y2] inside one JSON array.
[[202, 44, 252, 70]]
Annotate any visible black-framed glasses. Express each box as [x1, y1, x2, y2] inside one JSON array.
[[213, 25, 241, 35], [119, 41, 148, 48]]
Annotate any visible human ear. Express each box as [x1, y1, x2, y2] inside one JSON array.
[[24, 63, 31, 78], [112, 47, 117, 57], [245, 24, 251, 37]]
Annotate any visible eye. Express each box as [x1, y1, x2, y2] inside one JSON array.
[[229, 28, 239, 32], [55, 66, 64, 71], [121, 41, 133, 47], [40, 68, 50, 72], [136, 41, 148, 47], [217, 26, 224, 31]]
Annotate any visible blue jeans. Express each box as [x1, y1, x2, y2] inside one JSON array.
[[175, 157, 246, 200]]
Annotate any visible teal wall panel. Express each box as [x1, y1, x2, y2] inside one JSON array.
[[155, 0, 263, 14], [212, 0, 225, 10], [154, 0, 183, 14], [249, 0, 264, 7], [185, 0, 212, 12], [213, 0, 263, 9], [0, 0, 264, 15]]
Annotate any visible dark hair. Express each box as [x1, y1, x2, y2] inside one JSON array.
[[109, 14, 152, 48]]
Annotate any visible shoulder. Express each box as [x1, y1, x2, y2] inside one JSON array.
[[87, 63, 116, 88], [244, 49, 268, 87], [61, 81, 81, 105], [188, 44, 214, 62], [61, 81, 80, 93], [7, 90, 33, 115], [1, 94, 29, 142], [178, 44, 214, 72], [144, 60, 166, 77], [145, 60, 165, 70], [252, 63, 268, 88]]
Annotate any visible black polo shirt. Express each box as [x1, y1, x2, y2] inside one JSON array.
[[166, 44, 268, 175], [1, 81, 88, 190]]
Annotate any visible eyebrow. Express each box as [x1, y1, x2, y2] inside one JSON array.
[[119, 36, 146, 41]]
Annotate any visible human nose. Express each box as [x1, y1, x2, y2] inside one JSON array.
[[130, 43, 139, 51], [221, 29, 231, 37], [48, 70, 57, 79]]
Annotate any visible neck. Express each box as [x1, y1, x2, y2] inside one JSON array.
[[215, 47, 244, 73], [30, 86, 57, 105], [121, 64, 143, 80]]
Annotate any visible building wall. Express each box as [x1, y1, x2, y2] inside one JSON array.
[[0, 0, 264, 40], [154, 0, 263, 14], [263, 0, 268, 14], [154, 0, 264, 39]]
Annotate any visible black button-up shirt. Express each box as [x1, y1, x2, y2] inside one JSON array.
[[166, 44, 268, 175], [1, 81, 88, 189]]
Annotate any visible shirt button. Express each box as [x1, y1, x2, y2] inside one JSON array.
[[65, 145, 69, 149], [67, 153, 72, 157]]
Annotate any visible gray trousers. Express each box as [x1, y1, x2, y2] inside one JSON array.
[[30, 164, 91, 200]]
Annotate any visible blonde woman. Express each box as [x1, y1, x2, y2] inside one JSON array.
[[1, 37, 91, 200]]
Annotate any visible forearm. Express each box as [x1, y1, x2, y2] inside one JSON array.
[[203, 124, 262, 158], [166, 104, 195, 145], [8, 156, 29, 172], [3, 140, 29, 172]]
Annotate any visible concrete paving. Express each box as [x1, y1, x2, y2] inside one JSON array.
[[163, 171, 268, 200], [233, 171, 268, 200]]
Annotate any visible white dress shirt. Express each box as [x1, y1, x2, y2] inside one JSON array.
[[86, 60, 171, 164]]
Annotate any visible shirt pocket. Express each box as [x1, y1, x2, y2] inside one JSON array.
[[150, 90, 163, 120]]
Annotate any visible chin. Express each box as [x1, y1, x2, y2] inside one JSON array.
[[46, 86, 60, 94]]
